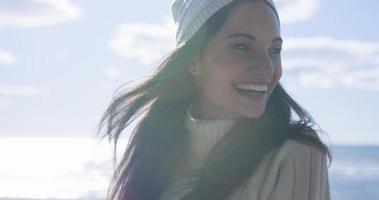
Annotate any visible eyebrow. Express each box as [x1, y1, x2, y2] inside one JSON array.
[[226, 33, 283, 43]]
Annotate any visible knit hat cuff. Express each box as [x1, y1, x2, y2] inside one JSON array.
[[175, 0, 236, 43]]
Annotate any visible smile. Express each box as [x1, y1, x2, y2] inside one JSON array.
[[233, 83, 269, 97]]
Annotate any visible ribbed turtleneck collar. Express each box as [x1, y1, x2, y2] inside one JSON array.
[[184, 100, 236, 164]]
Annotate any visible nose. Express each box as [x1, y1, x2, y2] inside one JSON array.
[[249, 51, 274, 79]]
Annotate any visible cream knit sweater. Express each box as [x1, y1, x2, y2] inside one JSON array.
[[159, 104, 331, 200]]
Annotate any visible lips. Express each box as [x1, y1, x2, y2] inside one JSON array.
[[232, 83, 269, 96]]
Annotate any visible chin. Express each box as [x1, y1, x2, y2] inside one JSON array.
[[242, 109, 265, 119]]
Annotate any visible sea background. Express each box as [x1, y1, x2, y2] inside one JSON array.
[[0, 138, 378, 200], [330, 145, 379, 200]]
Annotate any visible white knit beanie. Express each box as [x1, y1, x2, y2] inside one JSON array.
[[171, 0, 277, 44]]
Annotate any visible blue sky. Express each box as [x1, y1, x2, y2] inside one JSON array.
[[0, 0, 378, 144], [0, 0, 378, 199]]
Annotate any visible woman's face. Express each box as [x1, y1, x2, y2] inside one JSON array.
[[192, 0, 282, 119]]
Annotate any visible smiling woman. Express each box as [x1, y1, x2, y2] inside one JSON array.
[[98, 0, 332, 200]]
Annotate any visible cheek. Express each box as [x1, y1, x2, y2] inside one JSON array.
[[201, 51, 241, 83], [202, 69, 234, 96], [199, 64, 238, 106], [273, 61, 282, 84]]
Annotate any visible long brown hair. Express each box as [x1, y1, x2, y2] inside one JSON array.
[[98, 0, 332, 199]]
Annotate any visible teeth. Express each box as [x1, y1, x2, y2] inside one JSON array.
[[234, 83, 268, 92]]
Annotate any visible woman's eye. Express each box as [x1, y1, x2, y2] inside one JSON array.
[[270, 47, 282, 54], [231, 43, 251, 51]]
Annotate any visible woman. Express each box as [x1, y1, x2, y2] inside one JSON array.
[[99, 0, 333, 199]]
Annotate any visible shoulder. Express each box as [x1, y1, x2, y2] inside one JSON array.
[[276, 138, 329, 170], [278, 128, 325, 158], [262, 140, 332, 200], [282, 139, 323, 153], [281, 138, 326, 157], [259, 138, 328, 176], [239, 138, 331, 200]]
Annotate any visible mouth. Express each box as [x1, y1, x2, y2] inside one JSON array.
[[232, 82, 270, 98]]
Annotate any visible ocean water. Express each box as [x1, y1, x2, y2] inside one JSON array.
[[0, 138, 378, 200], [329, 145, 379, 200]]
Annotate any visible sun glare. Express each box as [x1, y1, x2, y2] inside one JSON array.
[[0, 137, 117, 199]]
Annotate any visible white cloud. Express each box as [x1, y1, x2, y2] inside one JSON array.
[[0, 84, 49, 96], [329, 131, 379, 145], [56, 51, 69, 62], [0, 98, 12, 110], [342, 68, 379, 90], [284, 37, 379, 58], [104, 66, 121, 80], [282, 37, 379, 91], [110, 18, 176, 65], [0, 0, 82, 28], [0, 49, 16, 65], [275, 0, 320, 23]]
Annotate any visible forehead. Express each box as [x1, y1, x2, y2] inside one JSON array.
[[217, 1, 281, 41]]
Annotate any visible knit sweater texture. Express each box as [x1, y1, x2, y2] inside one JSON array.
[[158, 103, 331, 200]]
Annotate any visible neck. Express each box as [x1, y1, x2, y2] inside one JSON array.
[[190, 95, 241, 120], [185, 100, 237, 163]]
